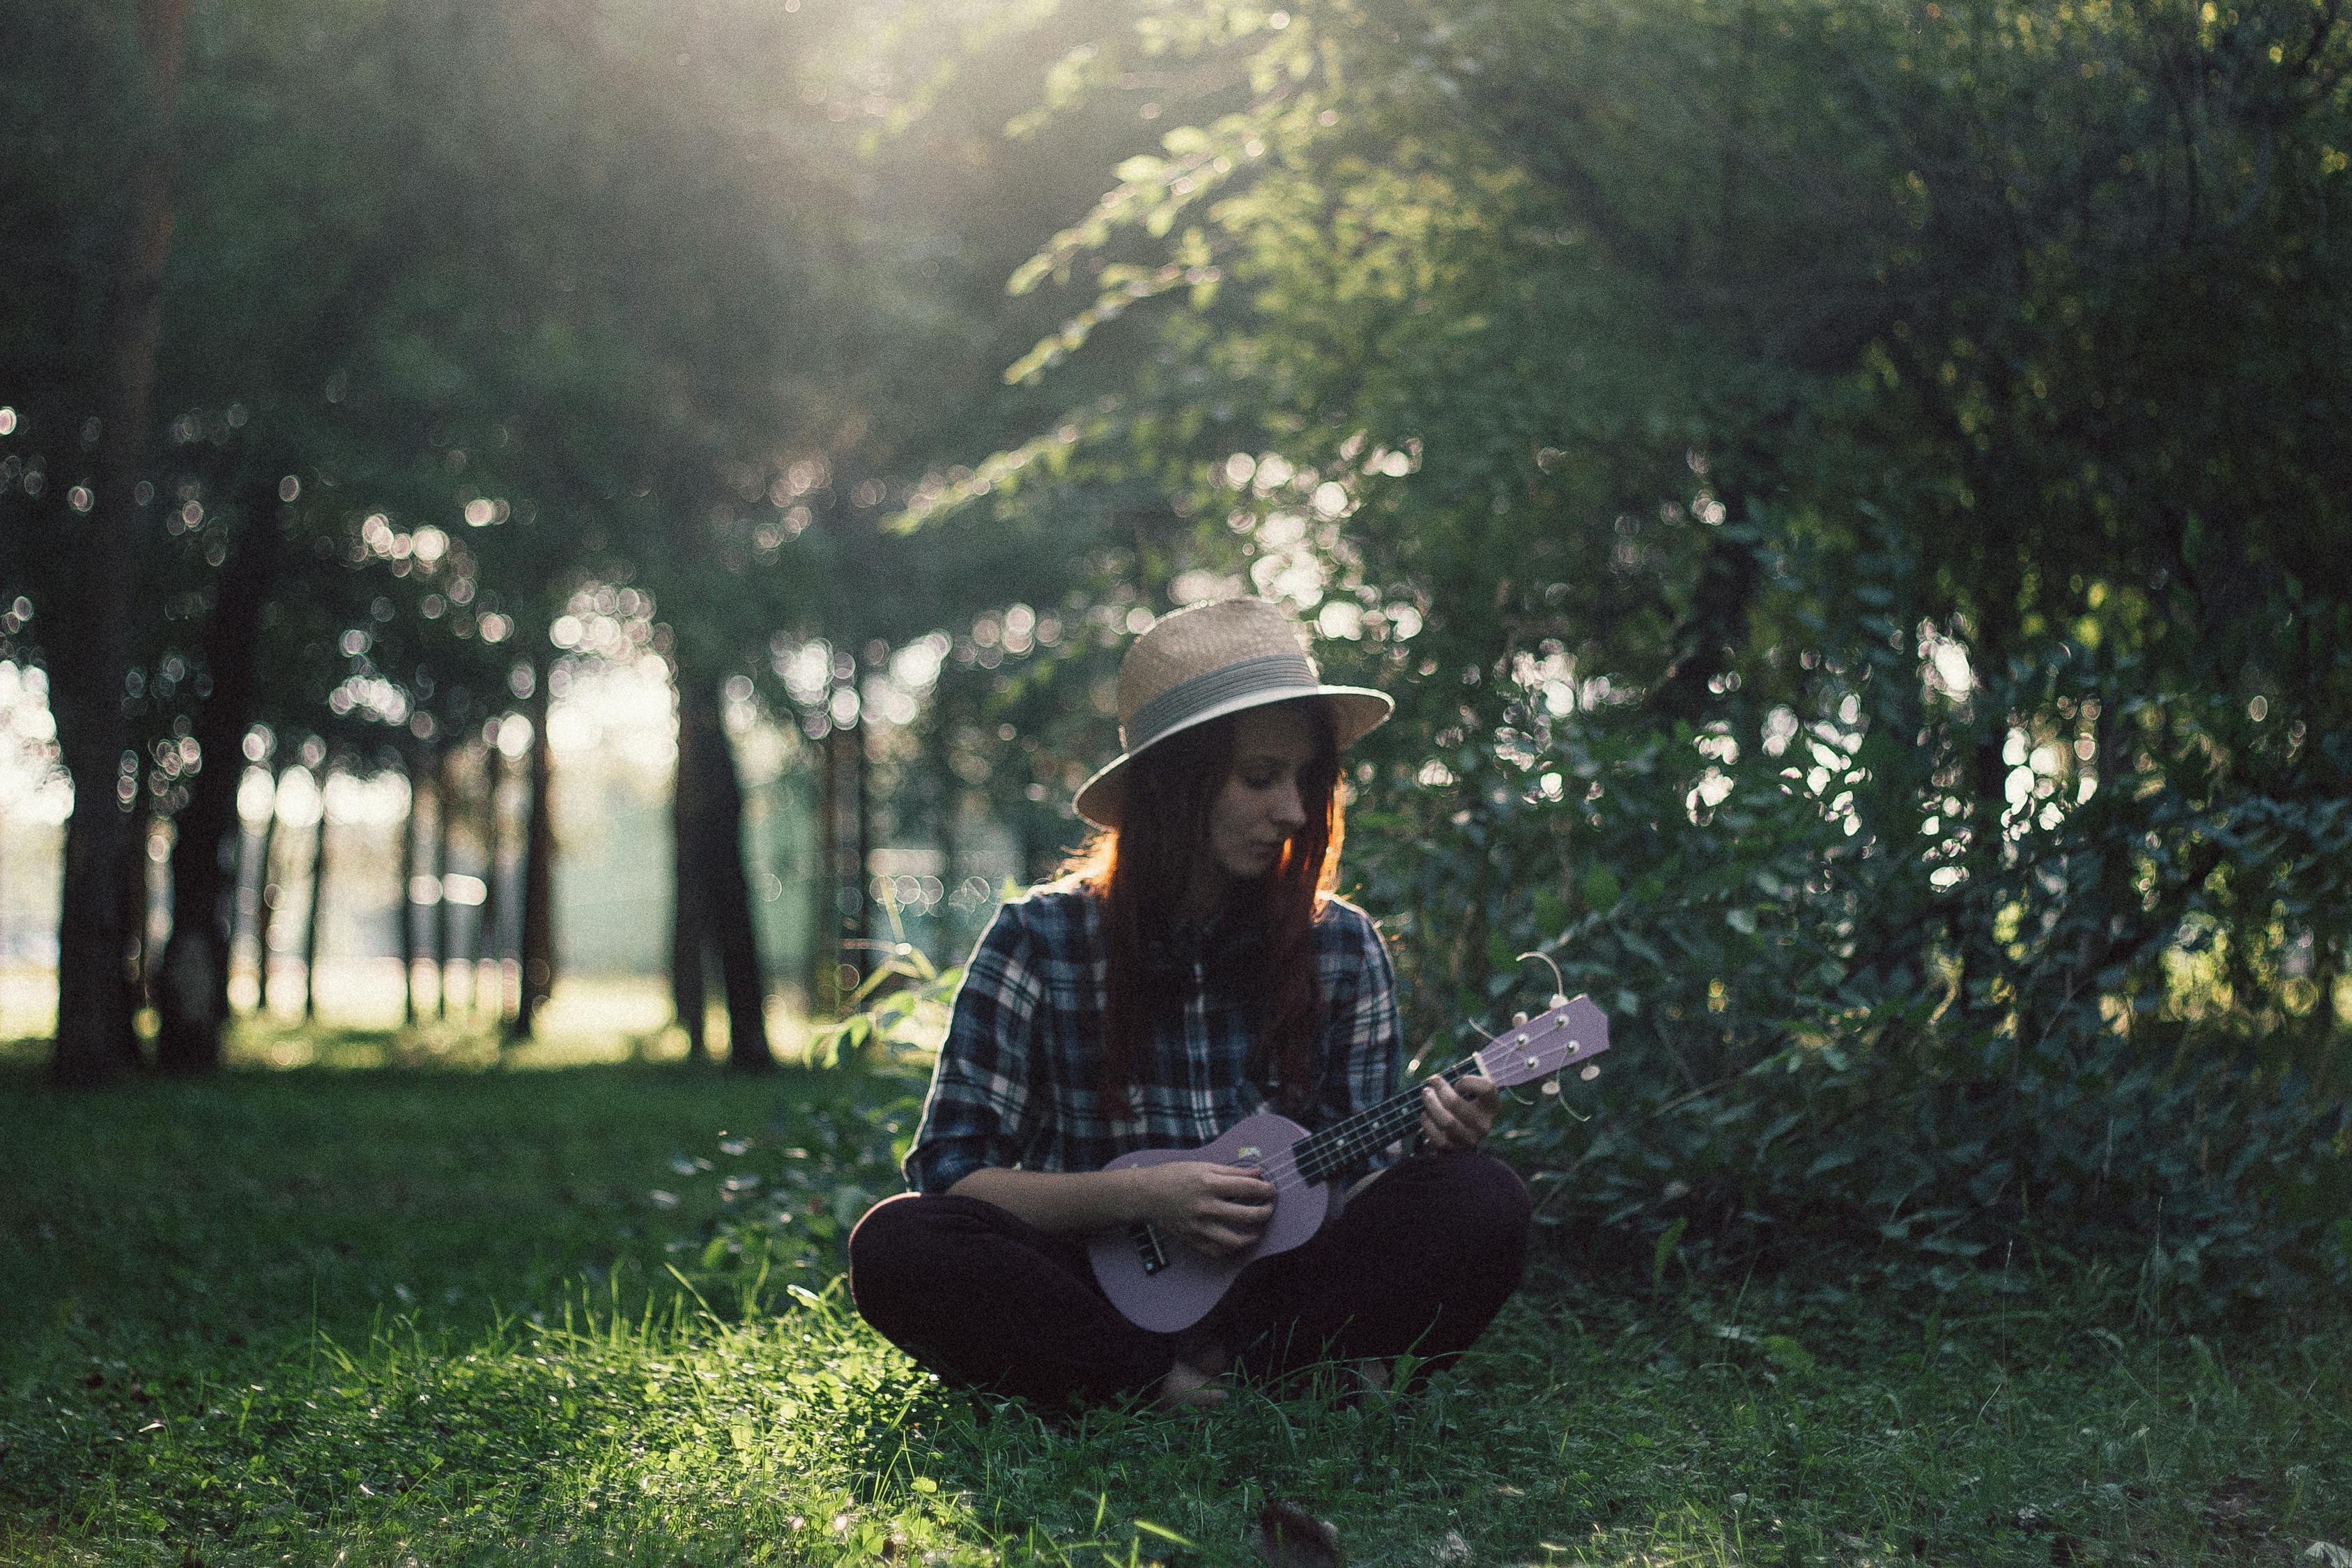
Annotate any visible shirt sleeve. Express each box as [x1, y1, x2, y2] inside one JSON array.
[[902, 900, 1049, 1195], [1316, 905, 1406, 1179]]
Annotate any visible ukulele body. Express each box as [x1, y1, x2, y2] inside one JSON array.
[[1082, 993, 1612, 1333], [1086, 1112, 1333, 1334]]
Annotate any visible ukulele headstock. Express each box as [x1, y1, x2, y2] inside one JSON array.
[[1474, 995, 1611, 1089]]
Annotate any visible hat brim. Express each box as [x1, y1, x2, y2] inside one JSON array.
[[1071, 685, 1392, 829]]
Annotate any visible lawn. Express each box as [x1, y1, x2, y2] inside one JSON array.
[[1, 1031, 2345, 1567]]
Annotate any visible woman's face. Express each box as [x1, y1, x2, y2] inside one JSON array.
[[1199, 704, 1320, 889]]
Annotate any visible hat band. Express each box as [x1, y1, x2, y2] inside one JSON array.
[[1123, 651, 1321, 753]]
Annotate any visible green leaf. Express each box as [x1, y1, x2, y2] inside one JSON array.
[[1532, 888, 1570, 939], [1804, 1148, 1860, 1179], [1581, 866, 1623, 912], [1617, 929, 1666, 968], [1725, 907, 1758, 936], [1651, 1217, 1687, 1289]]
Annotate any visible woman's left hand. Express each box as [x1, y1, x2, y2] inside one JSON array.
[[1420, 1074, 1499, 1151]]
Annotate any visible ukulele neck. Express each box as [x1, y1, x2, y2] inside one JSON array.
[[1291, 1054, 1483, 1185]]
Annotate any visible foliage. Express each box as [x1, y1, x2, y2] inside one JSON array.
[[804, 931, 966, 1070], [927, 0, 2352, 1314], [6, 0, 2347, 1323], [0, 0, 1226, 1065], [1360, 646, 2352, 1323], [3, 1055, 2348, 1566]]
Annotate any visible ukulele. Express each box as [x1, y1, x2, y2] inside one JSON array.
[[1088, 994, 1611, 1332]]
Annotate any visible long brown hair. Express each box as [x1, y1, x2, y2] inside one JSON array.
[[1062, 699, 1345, 1115]]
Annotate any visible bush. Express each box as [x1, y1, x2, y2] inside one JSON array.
[[1348, 590, 2351, 1323]]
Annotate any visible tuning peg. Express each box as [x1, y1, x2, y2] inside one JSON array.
[[1541, 1080, 1560, 1097], [1580, 1063, 1600, 1081], [1515, 951, 1569, 1014], [1512, 1010, 1528, 1027]]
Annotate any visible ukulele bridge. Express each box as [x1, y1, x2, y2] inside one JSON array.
[[1130, 1222, 1169, 1275]]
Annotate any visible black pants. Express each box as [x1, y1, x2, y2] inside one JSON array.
[[847, 1151, 1531, 1407]]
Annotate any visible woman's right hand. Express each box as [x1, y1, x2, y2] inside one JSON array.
[[1123, 1162, 1277, 1257]]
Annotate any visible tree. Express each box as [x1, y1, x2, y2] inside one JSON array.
[[926, 0, 2352, 1302], [152, 459, 288, 1068], [6, 0, 902, 1070], [2, 0, 189, 1082]]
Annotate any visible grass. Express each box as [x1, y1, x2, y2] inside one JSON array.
[[1, 1029, 2346, 1567]]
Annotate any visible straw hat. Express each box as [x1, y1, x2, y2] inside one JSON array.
[[1073, 598, 1392, 829]]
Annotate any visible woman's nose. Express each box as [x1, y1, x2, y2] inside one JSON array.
[[1270, 781, 1307, 829]]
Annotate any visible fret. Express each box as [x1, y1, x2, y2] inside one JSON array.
[[1293, 1053, 1484, 1183], [1282, 999, 1597, 1184]]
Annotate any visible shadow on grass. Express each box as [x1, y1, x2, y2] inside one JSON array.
[[0, 1043, 924, 1358], [1, 1041, 2347, 1567]]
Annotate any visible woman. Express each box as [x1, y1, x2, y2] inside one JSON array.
[[849, 598, 1530, 1408]]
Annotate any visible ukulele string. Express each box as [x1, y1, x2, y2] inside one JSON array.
[[1296, 1073, 1456, 1180], [1293, 1008, 1578, 1178], [1280, 1052, 1489, 1185], [1222, 1053, 1481, 1194], [1232, 1007, 1581, 1192], [1199, 1070, 1463, 1202]]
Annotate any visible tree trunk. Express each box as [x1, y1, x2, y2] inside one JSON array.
[[447, 749, 479, 1020], [154, 774, 234, 1072], [53, 762, 142, 1083], [675, 668, 773, 1070], [512, 667, 555, 1039], [479, 738, 506, 1027], [49, 0, 190, 1086], [398, 750, 419, 1027], [852, 708, 872, 953], [432, 747, 453, 1020], [121, 796, 155, 1020], [670, 710, 709, 1062], [153, 463, 285, 1072], [1646, 502, 1762, 726], [808, 712, 843, 1015], [249, 774, 282, 1017], [52, 759, 143, 1083], [829, 717, 868, 996], [707, 712, 774, 1073], [302, 780, 328, 1022]]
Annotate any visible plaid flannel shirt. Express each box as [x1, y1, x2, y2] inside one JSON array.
[[903, 884, 1404, 1195]]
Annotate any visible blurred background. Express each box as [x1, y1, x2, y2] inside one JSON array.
[[2, 0, 2347, 1310]]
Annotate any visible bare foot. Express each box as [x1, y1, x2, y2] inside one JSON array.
[[1156, 1355, 1228, 1408]]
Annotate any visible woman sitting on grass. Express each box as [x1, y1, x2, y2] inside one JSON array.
[[849, 597, 1531, 1408]]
